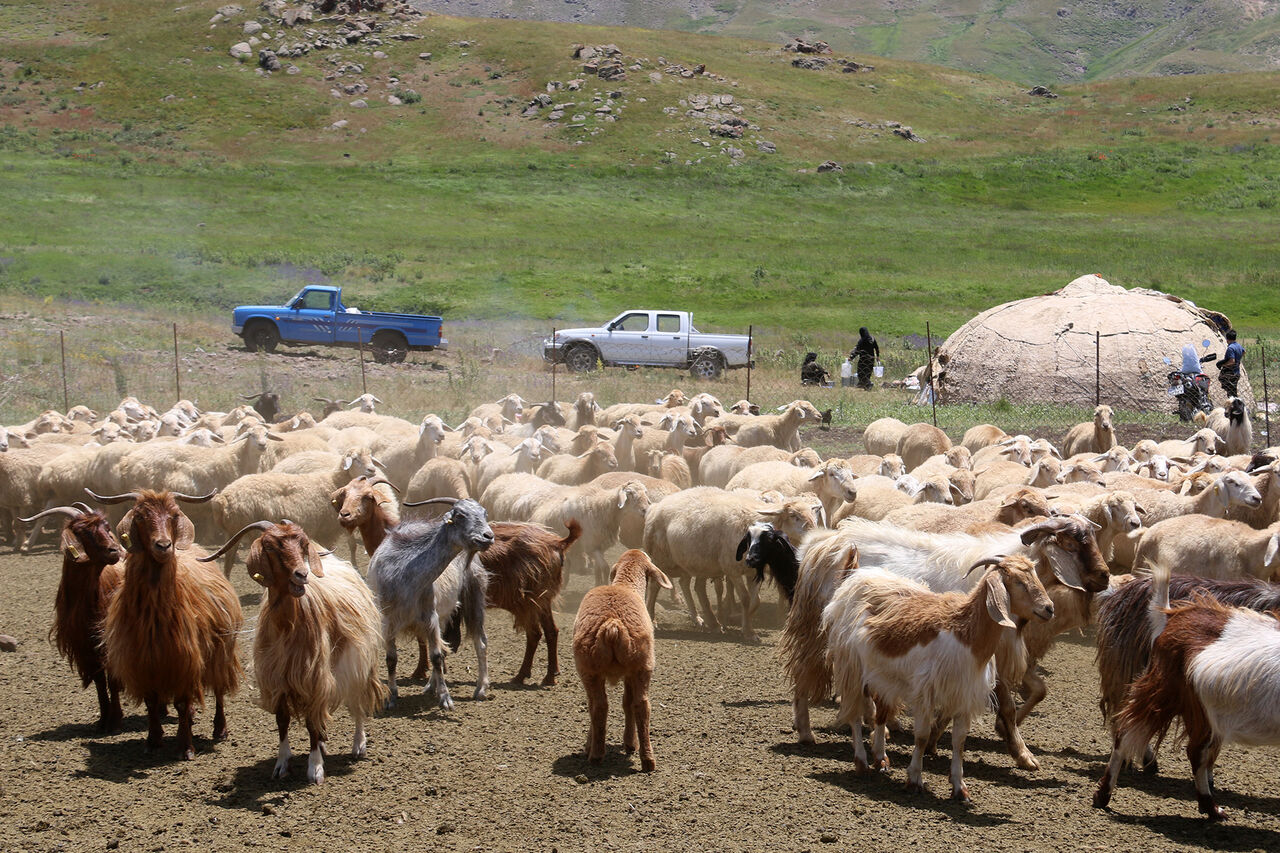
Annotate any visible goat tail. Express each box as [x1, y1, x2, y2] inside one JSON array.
[[1148, 562, 1172, 643], [558, 518, 583, 553]]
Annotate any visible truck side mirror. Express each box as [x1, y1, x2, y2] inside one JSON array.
[[606, 321, 619, 331]]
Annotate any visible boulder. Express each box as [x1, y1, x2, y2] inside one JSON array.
[[792, 56, 829, 71], [817, 160, 842, 172], [350, 98, 368, 108], [0, 635, 17, 653], [230, 42, 253, 61], [243, 20, 262, 36], [756, 140, 777, 153], [258, 49, 281, 71], [217, 4, 244, 18], [1028, 85, 1059, 98]]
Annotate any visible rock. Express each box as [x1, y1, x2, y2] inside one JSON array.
[[574, 774, 589, 784], [389, 33, 422, 41], [534, 93, 554, 107], [243, 21, 262, 36], [258, 49, 281, 72], [820, 831, 838, 843], [372, 51, 387, 59], [387, 95, 402, 105], [792, 56, 829, 71], [725, 146, 744, 159], [217, 4, 243, 18], [572, 114, 586, 122], [817, 160, 843, 173], [418, 52, 432, 60], [648, 71, 662, 84], [756, 140, 776, 153], [285, 64, 300, 75], [784, 38, 831, 55], [839, 59, 873, 73], [329, 119, 349, 130], [566, 79, 583, 91], [350, 98, 368, 108], [582, 61, 598, 74], [594, 105, 611, 114], [1028, 85, 1059, 98], [229, 42, 252, 61], [210, 13, 224, 24], [709, 123, 742, 138], [160, 94, 178, 103], [0, 635, 17, 653], [892, 126, 925, 142], [548, 110, 564, 120]]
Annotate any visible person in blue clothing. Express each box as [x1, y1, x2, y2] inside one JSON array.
[[1218, 330, 1244, 397]]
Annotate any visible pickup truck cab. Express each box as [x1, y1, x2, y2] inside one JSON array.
[[231, 286, 446, 363], [543, 310, 751, 379]]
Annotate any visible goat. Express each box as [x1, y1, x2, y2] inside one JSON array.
[[1093, 565, 1280, 820], [21, 504, 125, 731], [824, 555, 1053, 803], [200, 521, 385, 784], [735, 522, 800, 604], [241, 391, 281, 424], [1198, 398, 1252, 456], [89, 489, 242, 759], [366, 498, 494, 709], [573, 549, 673, 771]]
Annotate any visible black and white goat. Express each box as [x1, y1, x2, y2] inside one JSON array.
[[735, 521, 800, 605]]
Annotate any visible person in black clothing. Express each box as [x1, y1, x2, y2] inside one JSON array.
[[801, 352, 830, 386], [850, 327, 879, 390]]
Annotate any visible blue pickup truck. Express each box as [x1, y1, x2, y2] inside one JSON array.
[[232, 286, 446, 364]]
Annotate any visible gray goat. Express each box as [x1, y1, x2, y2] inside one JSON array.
[[366, 497, 495, 709]]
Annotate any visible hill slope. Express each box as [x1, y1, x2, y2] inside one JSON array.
[[410, 0, 1280, 83]]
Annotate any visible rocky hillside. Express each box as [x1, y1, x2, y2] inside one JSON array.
[[409, 0, 1280, 83]]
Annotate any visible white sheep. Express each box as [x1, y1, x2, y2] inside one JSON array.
[[1062, 405, 1116, 456], [732, 401, 821, 451], [862, 417, 908, 457], [1134, 517, 1280, 581]]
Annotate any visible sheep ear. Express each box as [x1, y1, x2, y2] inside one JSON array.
[[806, 468, 825, 482], [985, 574, 1017, 629], [735, 533, 750, 561], [649, 566, 674, 590], [308, 545, 326, 578], [343, 454, 354, 470], [1263, 533, 1280, 569], [174, 513, 196, 551], [1134, 502, 1148, 516], [60, 528, 90, 563]]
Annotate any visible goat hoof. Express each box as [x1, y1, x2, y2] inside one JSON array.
[[904, 781, 925, 794], [472, 687, 490, 701], [540, 675, 558, 687], [409, 667, 429, 681], [853, 759, 870, 775], [875, 757, 890, 772], [952, 786, 972, 805], [182, 748, 195, 761], [641, 757, 656, 772], [1013, 751, 1039, 771], [797, 732, 816, 745], [1092, 787, 1112, 809], [273, 762, 289, 780], [1140, 758, 1159, 776], [587, 754, 604, 764], [1198, 796, 1226, 821], [742, 633, 762, 645]]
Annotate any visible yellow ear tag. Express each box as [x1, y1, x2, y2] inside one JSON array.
[[120, 532, 131, 549], [67, 544, 81, 560], [252, 572, 266, 583]]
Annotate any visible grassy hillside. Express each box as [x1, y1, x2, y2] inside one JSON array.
[[1, 2, 1279, 342]]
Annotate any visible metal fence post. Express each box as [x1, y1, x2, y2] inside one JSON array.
[[926, 321, 938, 428], [59, 330, 69, 412], [551, 328, 557, 403], [746, 325, 753, 402], [358, 328, 367, 395], [1263, 343, 1271, 446], [1095, 330, 1101, 407], [172, 323, 181, 401]]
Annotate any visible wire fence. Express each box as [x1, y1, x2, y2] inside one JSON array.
[[1, 317, 1272, 451]]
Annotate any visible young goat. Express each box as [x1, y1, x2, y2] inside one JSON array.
[[21, 503, 126, 731], [1094, 565, 1280, 820], [200, 521, 385, 785], [823, 555, 1053, 803], [735, 521, 801, 605], [89, 489, 242, 759], [366, 498, 494, 709], [573, 549, 673, 771]]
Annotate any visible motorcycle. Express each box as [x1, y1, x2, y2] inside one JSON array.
[[1165, 341, 1217, 422]]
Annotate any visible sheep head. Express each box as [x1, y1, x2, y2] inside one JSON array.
[[1094, 405, 1114, 433], [609, 549, 672, 595], [756, 498, 823, 539]]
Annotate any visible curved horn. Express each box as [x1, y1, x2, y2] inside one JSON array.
[[402, 496, 459, 508], [18, 506, 86, 524], [313, 397, 334, 404], [72, 502, 95, 514], [965, 555, 1005, 576], [196, 520, 276, 563], [1018, 516, 1071, 544], [368, 478, 401, 494], [241, 393, 263, 401], [172, 490, 217, 504], [85, 489, 140, 505]]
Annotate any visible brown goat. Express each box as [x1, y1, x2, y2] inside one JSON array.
[[23, 504, 126, 731], [92, 489, 242, 759], [201, 521, 385, 784], [573, 549, 672, 771]]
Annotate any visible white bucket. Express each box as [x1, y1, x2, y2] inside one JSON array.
[[873, 363, 884, 378]]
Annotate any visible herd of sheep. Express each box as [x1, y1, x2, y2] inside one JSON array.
[[1, 388, 1278, 819]]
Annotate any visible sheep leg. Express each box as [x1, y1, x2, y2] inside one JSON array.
[[212, 692, 229, 741], [174, 698, 195, 761], [1014, 666, 1048, 725], [1190, 734, 1225, 820], [994, 677, 1039, 771], [622, 680, 638, 754], [144, 693, 165, 751], [632, 672, 655, 772], [949, 714, 972, 804], [409, 637, 430, 681], [692, 578, 723, 633], [583, 674, 608, 763], [1092, 736, 1126, 809], [726, 573, 759, 644], [680, 578, 707, 629], [19, 508, 49, 552], [539, 606, 559, 686], [306, 723, 325, 785], [273, 708, 292, 779], [904, 703, 930, 793]]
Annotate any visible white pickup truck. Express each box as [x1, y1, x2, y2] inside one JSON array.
[[542, 309, 753, 379]]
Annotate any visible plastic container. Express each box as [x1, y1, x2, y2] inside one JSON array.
[[873, 362, 884, 379]]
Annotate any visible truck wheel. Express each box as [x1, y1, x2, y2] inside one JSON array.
[[371, 331, 408, 364], [564, 344, 600, 373], [690, 352, 724, 380], [244, 321, 280, 354]]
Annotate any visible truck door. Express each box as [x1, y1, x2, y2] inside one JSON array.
[[284, 288, 337, 344], [598, 311, 653, 364], [652, 312, 688, 365]]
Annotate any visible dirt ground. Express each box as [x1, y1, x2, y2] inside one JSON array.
[[2, 544, 1278, 853]]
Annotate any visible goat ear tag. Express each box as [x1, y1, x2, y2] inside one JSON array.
[[60, 529, 88, 563]]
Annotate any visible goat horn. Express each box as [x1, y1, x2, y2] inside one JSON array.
[[172, 490, 217, 503], [369, 478, 401, 494], [18, 506, 86, 523], [966, 555, 1006, 575], [72, 502, 95, 514], [241, 393, 263, 401], [85, 489, 140, 505], [371, 457, 387, 469], [402, 497, 458, 508], [197, 520, 276, 562]]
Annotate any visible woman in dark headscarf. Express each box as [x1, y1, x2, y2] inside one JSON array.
[[850, 327, 879, 390], [800, 351, 829, 386]]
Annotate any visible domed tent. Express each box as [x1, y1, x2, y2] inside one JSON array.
[[930, 274, 1253, 412]]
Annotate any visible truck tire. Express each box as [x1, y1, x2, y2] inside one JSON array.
[[563, 343, 600, 373], [371, 331, 408, 364], [690, 351, 724, 380], [243, 321, 280, 354]]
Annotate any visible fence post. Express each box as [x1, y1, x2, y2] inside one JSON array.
[[1263, 343, 1271, 447], [358, 328, 367, 395], [59, 330, 69, 412], [926, 321, 938, 429], [1095, 331, 1101, 407], [172, 323, 181, 401], [746, 325, 753, 402], [551, 328, 557, 403]]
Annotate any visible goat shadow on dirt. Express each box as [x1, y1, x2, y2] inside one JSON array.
[[551, 749, 644, 781], [207, 753, 361, 812], [808, 768, 1014, 826], [1103, 810, 1280, 850], [74, 730, 229, 783]]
